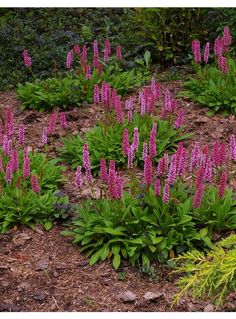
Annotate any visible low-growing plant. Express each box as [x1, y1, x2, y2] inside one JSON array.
[[180, 26, 236, 114], [173, 234, 236, 308], [62, 133, 236, 269], [0, 109, 70, 232]]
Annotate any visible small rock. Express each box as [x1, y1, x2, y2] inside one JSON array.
[[77, 260, 87, 267], [35, 258, 49, 271], [34, 290, 47, 301], [0, 280, 10, 289], [119, 290, 137, 303], [0, 303, 20, 312], [204, 304, 214, 312], [144, 291, 163, 302]]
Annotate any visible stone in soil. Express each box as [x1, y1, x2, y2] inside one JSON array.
[[144, 291, 163, 302], [118, 290, 137, 303]]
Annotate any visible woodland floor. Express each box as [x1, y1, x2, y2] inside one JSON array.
[[0, 80, 236, 312]]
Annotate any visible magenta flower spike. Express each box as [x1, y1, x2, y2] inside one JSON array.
[[83, 144, 92, 183], [60, 112, 68, 129], [122, 128, 130, 156], [230, 135, 236, 161], [193, 183, 204, 209], [154, 178, 161, 196], [163, 183, 170, 204], [31, 175, 41, 193], [81, 44, 87, 64], [85, 64, 91, 80], [115, 175, 123, 199], [218, 56, 229, 74], [116, 45, 122, 61], [142, 142, 148, 161], [203, 42, 210, 64], [127, 144, 135, 169], [127, 110, 133, 122], [149, 124, 157, 158], [168, 154, 177, 186], [190, 142, 201, 170], [174, 108, 185, 129], [5, 161, 13, 184], [141, 97, 146, 116], [73, 44, 81, 55], [204, 158, 213, 183], [47, 112, 57, 136], [195, 166, 205, 188], [42, 127, 48, 145], [164, 89, 172, 112], [100, 158, 107, 183], [75, 166, 82, 189], [218, 171, 228, 198], [101, 81, 107, 104], [11, 149, 19, 173], [132, 127, 139, 152], [22, 49, 32, 68], [5, 108, 14, 138], [223, 26, 232, 47], [66, 50, 73, 69], [192, 39, 202, 63], [144, 155, 153, 186], [108, 160, 117, 198], [23, 153, 30, 179], [93, 84, 100, 104]]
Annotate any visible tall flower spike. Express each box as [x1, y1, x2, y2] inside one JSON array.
[[154, 178, 161, 196], [100, 158, 107, 183], [83, 144, 92, 183], [190, 142, 201, 170], [163, 183, 170, 204], [73, 44, 80, 55], [11, 149, 19, 172], [115, 175, 123, 199], [193, 183, 204, 209], [23, 153, 30, 179], [204, 158, 213, 183], [108, 160, 117, 198], [31, 175, 40, 193], [47, 112, 57, 136], [75, 166, 82, 189], [81, 44, 87, 64], [174, 108, 185, 129], [85, 64, 91, 80], [218, 171, 228, 198], [122, 128, 130, 156], [42, 127, 48, 145], [142, 142, 148, 161], [203, 42, 210, 64], [164, 89, 172, 112], [127, 144, 135, 169], [168, 154, 177, 186], [22, 49, 32, 68], [230, 135, 236, 161], [116, 45, 122, 61], [144, 155, 153, 186], [18, 124, 25, 145], [192, 39, 201, 63], [66, 50, 73, 69], [60, 112, 68, 129], [5, 161, 13, 184], [149, 124, 157, 158], [132, 128, 139, 152], [93, 84, 100, 104]]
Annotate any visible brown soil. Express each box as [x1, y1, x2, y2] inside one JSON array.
[[0, 82, 236, 312]]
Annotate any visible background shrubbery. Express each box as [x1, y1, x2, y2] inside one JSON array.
[[1, 7, 236, 91]]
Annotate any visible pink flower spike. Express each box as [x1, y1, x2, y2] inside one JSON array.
[[73, 44, 81, 55], [230, 135, 236, 161], [164, 89, 172, 112], [18, 124, 25, 145], [75, 166, 82, 189], [204, 159, 213, 183], [127, 110, 133, 122], [66, 50, 73, 69], [132, 127, 139, 152], [22, 49, 32, 68], [47, 112, 57, 136], [142, 142, 148, 161], [192, 39, 202, 63], [23, 153, 30, 179], [100, 158, 107, 183], [190, 142, 201, 170], [108, 160, 117, 198], [85, 64, 91, 80], [116, 45, 122, 61], [204, 42, 210, 64], [122, 128, 130, 156], [193, 183, 204, 209], [81, 44, 87, 64], [5, 161, 13, 184], [127, 144, 135, 169], [93, 84, 100, 104], [42, 127, 48, 145], [60, 112, 68, 129], [149, 124, 157, 158], [163, 183, 170, 204], [144, 155, 153, 186], [168, 154, 177, 186], [31, 175, 40, 193], [11, 149, 19, 173], [174, 108, 185, 129], [154, 178, 161, 196], [218, 171, 228, 198], [115, 175, 123, 199], [83, 144, 92, 183], [141, 97, 146, 116]]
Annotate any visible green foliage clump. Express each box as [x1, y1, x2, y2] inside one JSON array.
[[180, 59, 236, 114], [0, 150, 70, 233], [59, 113, 190, 175], [173, 234, 236, 308], [17, 66, 142, 111], [62, 177, 236, 270]]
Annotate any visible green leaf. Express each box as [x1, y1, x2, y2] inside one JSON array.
[[44, 221, 53, 230], [113, 254, 121, 270]]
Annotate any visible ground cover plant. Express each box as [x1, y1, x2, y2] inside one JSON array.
[[181, 26, 236, 114], [0, 108, 70, 233], [173, 234, 236, 308], [17, 39, 145, 111], [59, 79, 190, 174], [63, 111, 236, 271]]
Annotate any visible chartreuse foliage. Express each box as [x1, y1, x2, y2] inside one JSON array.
[[180, 59, 236, 114], [59, 113, 191, 175], [173, 234, 236, 308], [17, 66, 142, 111], [0, 151, 70, 233], [62, 181, 236, 270]]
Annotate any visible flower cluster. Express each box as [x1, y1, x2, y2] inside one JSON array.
[[22, 49, 32, 68]]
